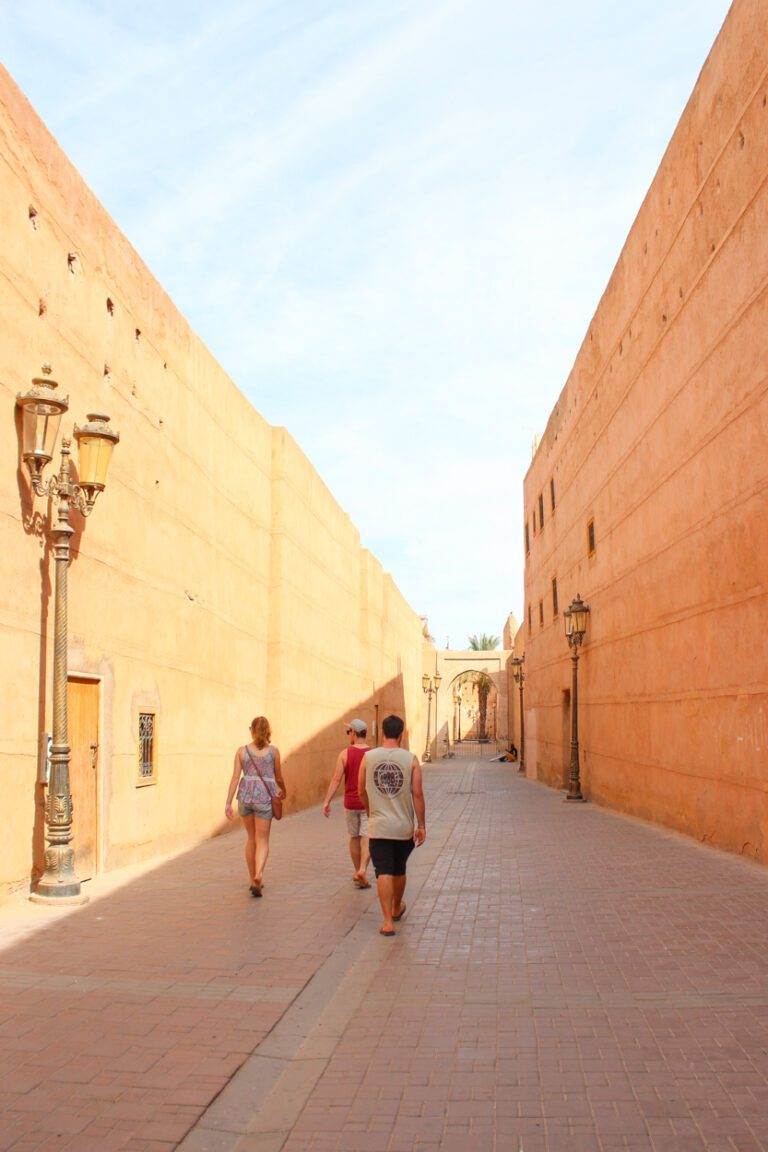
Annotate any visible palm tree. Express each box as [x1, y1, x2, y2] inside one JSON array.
[[475, 671, 494, 740], [468, 633, 500, 650]]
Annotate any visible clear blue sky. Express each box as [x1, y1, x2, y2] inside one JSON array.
[[1, 0, 731, 647]]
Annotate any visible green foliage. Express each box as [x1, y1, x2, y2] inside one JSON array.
[[468, 633, 500, 650]]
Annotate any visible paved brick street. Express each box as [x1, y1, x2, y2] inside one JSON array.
[[3, 764, 768, 1152]]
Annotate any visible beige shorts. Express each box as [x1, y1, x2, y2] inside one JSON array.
[[345, 809, 368, 838]]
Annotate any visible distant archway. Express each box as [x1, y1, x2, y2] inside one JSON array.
[[448, 670, 499, 744]]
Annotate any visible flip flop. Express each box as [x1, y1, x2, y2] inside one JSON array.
[[393, 903, 406, 921], [353, 877, 371, 889], [250, 883, 262, 898], [379, 928, 396, 937]]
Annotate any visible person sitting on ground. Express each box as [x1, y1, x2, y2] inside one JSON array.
[[358, 714, 426, 937], [492, 741, 518, 762], [322, 719, 371, 888]]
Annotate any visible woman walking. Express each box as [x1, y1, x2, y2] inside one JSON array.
[[225, 717, 286, 897]]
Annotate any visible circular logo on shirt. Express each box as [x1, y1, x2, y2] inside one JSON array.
[[373, 760, 404, 797]]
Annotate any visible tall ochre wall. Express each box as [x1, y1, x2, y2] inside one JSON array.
[[522, 0, 768, 859], [0, 65, 428, 897]]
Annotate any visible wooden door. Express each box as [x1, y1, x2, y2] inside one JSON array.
[[68, 677, 99, 880]]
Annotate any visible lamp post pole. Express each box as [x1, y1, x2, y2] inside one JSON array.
[[41, 439, 79, 900], [16, 373, 119, 903], [511, 656, 526, 775], [564, 595, 590, 803]]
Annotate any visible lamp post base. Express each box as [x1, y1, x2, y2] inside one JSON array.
[[564, 792, 586, 802], [30, 888, 88, 906]]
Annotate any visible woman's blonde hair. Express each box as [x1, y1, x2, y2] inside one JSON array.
[[250, 716, 271, 750]]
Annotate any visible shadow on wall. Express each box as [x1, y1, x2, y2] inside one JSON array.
[[258, 674, 413, 820], [25, 674, 415, 894]]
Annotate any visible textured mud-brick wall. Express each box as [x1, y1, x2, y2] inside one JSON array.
[[522, 0, 768, 860], [0, 65, 428, 896]]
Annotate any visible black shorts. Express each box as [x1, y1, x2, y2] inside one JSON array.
[[369, 837, 415, 877]]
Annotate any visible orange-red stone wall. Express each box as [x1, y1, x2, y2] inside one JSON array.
[[522, 0, 768, 860]]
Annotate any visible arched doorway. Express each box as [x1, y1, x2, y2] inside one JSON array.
[[448, 670, 501, 759]]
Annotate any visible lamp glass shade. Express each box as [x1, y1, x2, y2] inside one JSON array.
[[74, 414, 119, 491], [569, 596, 590, 637], [17, 379, 68, 474], [563, 607, 574, 638], [422, 673, 429, 692], [434, 671, 442, 690]]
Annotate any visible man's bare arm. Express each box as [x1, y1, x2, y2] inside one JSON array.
[[412, 758, 426, 845], [323, 750, 346, 816], [357, 754, 370, 816]]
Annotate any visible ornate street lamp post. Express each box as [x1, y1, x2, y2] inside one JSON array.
[[16, 371, 119, 904], [422, 669, 441, 762], [563, 594, 590, 802], [511, 655, 525, 774], [452, 687, 460, 744]]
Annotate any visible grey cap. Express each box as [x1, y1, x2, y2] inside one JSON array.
[[346, 718, 367, 734]]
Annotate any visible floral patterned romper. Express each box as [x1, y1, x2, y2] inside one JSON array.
[[237, 744, 277, 818]]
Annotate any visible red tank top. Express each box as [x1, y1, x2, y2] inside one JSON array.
[[344, 745, 368, 810]]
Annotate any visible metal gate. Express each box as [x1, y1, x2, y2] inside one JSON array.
[[443, 738, 508, 760]]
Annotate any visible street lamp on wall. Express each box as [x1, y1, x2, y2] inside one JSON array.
[[563, 594, 590, 802], [16, 370, 119, 904], [422, 669, 441, 762], [510, 655, 525, 775]]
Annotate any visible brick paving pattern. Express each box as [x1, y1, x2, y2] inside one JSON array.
[[2, 763, 768, 1150]]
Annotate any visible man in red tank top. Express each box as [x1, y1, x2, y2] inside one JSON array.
[[323, 719, 371, 888]]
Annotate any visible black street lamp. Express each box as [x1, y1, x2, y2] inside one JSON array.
[[564, 594, 590, 802], [16, 370, 119, 903], [511, 655, 525, 774], [422, 669, 441, 762]]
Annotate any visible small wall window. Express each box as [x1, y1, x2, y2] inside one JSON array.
[[532, 506, 536, 533], [550, 478, 556, 511], [138, 712, 157, 785], [524, 522, 530, 555], [528, 604, 532, 632], [538, 492, 544, 528], [552, 576, 558, 617], [538, 599, 544, 627], [587, 518, 596, 556]]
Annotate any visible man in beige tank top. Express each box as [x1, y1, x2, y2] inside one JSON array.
[[358, 714, 426, 936]]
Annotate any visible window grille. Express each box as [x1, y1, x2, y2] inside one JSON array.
[[139, 713, 155, 780], [587, 518, 596, 555], [552, 577, 558, 616], [538, 492, 544, 527]]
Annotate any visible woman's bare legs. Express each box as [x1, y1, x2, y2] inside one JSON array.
[[253, 816, 272, 884], [242, 814, 256, 883]]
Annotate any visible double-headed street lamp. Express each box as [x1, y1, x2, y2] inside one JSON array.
[[422, 669, 441, 762], [564, 594, 590, 802], [16, 370, 119, 904], [510, 655, 525, 774], [452, 686, 461, 743]]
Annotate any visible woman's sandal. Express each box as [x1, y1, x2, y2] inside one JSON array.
[[353, 876, 371, 889], [393, 903, 406, 921], [379, 928, 396, 937], [250, 882, 262, 898]]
